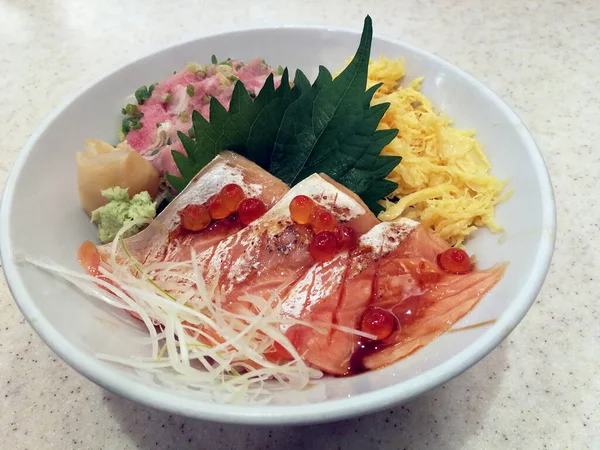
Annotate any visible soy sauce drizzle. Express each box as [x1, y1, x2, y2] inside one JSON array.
[[346, 334, 394, 375], [344, 259, 399, 376], [344, 254, 447, 376]]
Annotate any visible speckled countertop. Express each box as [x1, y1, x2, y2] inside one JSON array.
[[1, 0, 598, 448]]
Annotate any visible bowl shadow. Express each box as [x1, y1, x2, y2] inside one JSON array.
[[106, 343, 507, 449]]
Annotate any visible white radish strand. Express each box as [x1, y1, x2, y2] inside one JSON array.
[[18, 221, 373, 402], [34, 257, 316, 397], [24, 254, 317, 399], [22, 255, 162, 358]]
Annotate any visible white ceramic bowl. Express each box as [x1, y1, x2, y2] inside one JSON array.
[[0, 25, 556, 425]]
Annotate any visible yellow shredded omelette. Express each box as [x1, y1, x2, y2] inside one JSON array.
[[367, 56, 510, 247]]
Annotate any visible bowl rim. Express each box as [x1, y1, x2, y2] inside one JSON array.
[[0, 24, 557, 425]]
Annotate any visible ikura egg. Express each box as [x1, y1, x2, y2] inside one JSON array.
[[335, 225, 357, 251], [310, 208, 337, 234], [220, 183, 245, 212], [437, 248, 473, 274], [289, 195, 315, 225], [238, 198, 267, 225], [360, 307, 396, 341], [309, 231, 339, 262], [178, 204, 211, 231], [207, 193, 231, 220]]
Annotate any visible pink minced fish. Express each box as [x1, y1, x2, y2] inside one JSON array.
[[124, 59, 281, 176]]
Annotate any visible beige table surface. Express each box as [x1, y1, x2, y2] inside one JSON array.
[[1, 0, 598, 449]]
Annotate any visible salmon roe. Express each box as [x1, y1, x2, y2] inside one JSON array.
[[78, 241, 101, 276], [207, 193, 231, 220], [178, 204, 211, 231], [289, 195, 315, 225], [238, 198, 267, 225], [437, 248, 473, 274], [289, 197, 358, 259], [309, 231, 339, 262], [335, 225, 358, 251], [310, 207, 337, 234], [360, 307, 396, 341], [220, 183, 245, 212]]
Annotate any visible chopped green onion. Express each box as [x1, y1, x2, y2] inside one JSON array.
[[166, 138, 172, 145], [229, 75, 239, 82], [150, 149, 159, 156], [188, 127, 195, 139], [163, 93, 173, 103], [186, 84, 195, 97], [179, 111, 190, 123], [123, 104, 138, 115], [211, 54, 218, 65], [121, 113, 144, 134], [134, 85, 154, 105], [117, 129, 125, 142], [196, 69, 207, 78], [203, 95, 210, 103], [276, 65, 284, 75]]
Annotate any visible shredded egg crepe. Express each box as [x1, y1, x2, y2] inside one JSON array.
[[366, 56, 510, 247]]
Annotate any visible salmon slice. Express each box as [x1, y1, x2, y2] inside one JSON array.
[[318, 174, 379, 234], [173, 173, 377, 348], [97, 151, 289, 264], [196, 173, 377, 304], [280, 219, 505, 375], [280, 220, 420, 374], [364, 264, 506, 370]]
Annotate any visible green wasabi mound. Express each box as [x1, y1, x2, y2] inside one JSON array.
[[91, 187, 156, 243]]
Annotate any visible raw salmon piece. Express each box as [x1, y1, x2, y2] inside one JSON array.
[[362, 263, 507, 370], [318, 174, 379, 234], [280, 219, 505, 375], [96, 151, 289, 264], [198, 173, 377, 304], [281, 251, 353, 371], [282, 250, 377, 375], [178, 174, 378, 347], [277, 220, 417, 374]]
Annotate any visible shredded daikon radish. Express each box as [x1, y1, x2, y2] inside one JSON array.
[[18, 214, 379, 403], [18, 249, 350, 402]]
